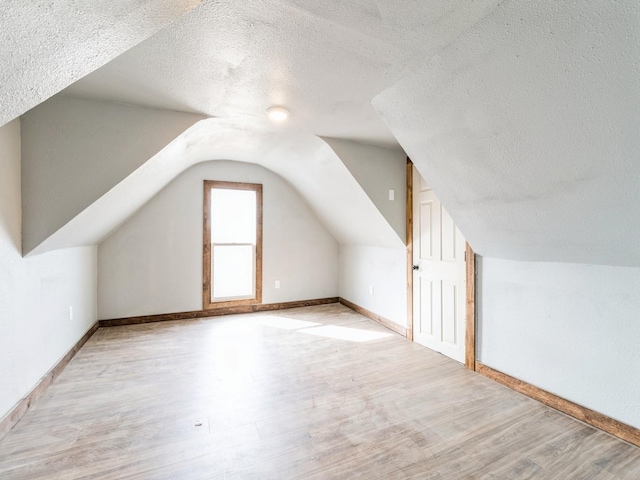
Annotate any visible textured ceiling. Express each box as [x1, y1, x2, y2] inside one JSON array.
[[62, 0, 501, 147], [7, 0, 506, 254], [9, 0, 639, 267], [0, 0, 204, 127], [374, 0, 640, 266]]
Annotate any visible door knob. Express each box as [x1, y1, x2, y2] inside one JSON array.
[[412, 265, 419, 271]]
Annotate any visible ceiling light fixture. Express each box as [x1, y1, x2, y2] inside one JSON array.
[[266, 106, 290, 122]]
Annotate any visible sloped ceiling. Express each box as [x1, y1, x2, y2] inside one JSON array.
[[16, 0, 501, 255], [374, 0, 640, 266], [0, 0, 204, 127], [28, 113, 404, 256], [61, 0, 501, 146], [8, 0, 639, 267]]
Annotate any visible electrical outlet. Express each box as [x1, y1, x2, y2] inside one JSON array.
[[369, 285, 374, 295], [68, 306, 73, 320], [389, 189, 395, 201], [275, 280, 280, 289]]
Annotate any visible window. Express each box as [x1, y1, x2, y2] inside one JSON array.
[[203, 180, 262, 308]]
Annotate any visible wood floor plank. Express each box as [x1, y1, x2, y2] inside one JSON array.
[[0, 303, 639, 479]]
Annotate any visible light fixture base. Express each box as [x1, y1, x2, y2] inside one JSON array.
[[266, 106, 290, 121]]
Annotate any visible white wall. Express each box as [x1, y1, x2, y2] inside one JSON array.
[[339, 245, 407, 328], [326, 138, 408, 329], [324, 138, 406, 242], [23, 104, 404, 257], [478, 257, 640, 429], [0, 119, 97, 421], [98, 160, 339, 319], [20, 96, 204, 254]]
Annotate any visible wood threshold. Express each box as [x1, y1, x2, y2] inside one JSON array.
[[339, 298, 407, 337], [0, 322, 99, 441], [405, 157, 414, 341], [476, 362, 640, 448], [99, 297, 340, 327], [465, 242, 476, 370]]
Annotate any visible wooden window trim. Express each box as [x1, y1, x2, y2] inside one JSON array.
[[203, 180, 263, 309]]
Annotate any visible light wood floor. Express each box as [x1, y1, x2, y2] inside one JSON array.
[[1, 304, 640, 479]]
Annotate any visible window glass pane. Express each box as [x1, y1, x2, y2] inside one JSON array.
[[212, 245, 254, 299], [211, 189, 256, 244]]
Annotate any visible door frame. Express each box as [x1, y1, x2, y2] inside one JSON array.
[[405, 158, 476, 370]]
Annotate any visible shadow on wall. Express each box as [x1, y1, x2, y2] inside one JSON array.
[[0, 120, 22, 253]]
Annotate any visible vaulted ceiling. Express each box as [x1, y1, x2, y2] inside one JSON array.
[[4, 0, 639, 266], [374, 0, 640, 266], [59, 0, 501, 147], [0, 0, 205, 126]]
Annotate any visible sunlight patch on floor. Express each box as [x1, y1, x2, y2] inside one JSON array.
[[299, 325, 393, 343], [254, 315, 321, 330]]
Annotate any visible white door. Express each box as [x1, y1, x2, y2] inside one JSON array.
[[413, 168, 466, 363]]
